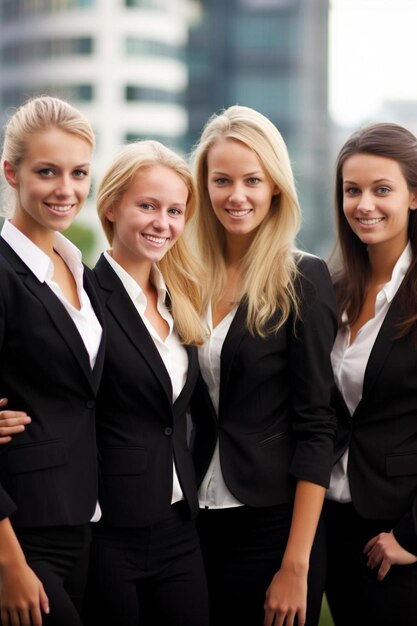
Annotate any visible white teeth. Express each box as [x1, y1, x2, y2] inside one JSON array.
[[47, 204, 73, 213], [358, 218, 384, 225], [143, 234, 167, 244], [227, 209, 251, 217]]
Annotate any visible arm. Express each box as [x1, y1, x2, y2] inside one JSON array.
[[264, 480, 325, 626], [364, 530, 417, 581], [0, 518, 49, 626], [0, 398, 30, 445]]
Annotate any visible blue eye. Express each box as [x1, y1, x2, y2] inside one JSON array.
[[38, 168, 56, 177], [139, 203, 154, 210], [168, 208, 183, 216], [73, 169, 88, 178], [247, 177, 260, 185], [344, 187, 360, 196], [214, 178, 229, 185]]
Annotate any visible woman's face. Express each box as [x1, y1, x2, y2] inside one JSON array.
[[106, 164, 188, 268], [4, 127, 92, 238], [342, 152, 417, 255], [206, 138, 279, 244]]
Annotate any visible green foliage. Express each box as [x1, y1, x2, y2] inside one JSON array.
[[319, 595, 335, 626], [65, 220, 97, 268]]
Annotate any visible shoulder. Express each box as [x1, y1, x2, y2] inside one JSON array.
[[294, 250, 332, 287]]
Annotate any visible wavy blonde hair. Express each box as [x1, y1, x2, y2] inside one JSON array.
[[1, 95, 95, 216], [191, 105, 301, 335], [97, 139, 206, 345]]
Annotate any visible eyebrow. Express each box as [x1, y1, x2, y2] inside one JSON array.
[[210, 170, 264, 177], [343, 178, 394, 184], [34, 161, 91, 168], [137, 196, 187, 208]]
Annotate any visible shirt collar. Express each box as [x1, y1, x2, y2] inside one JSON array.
[[1, 219, 83, 283], [382, 241, 412, 303], [103, 251, 169, 310]]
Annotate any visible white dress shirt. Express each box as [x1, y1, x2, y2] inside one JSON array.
[[1, 219, 103, 521], [198, 304, 243, 509], [326, 243, 412, 502], [104, 251, 188, 504]]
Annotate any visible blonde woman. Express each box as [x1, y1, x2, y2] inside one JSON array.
[[190, 105, 337, 626], [82, 140, 209, 626], [0, 96, 104, 626]]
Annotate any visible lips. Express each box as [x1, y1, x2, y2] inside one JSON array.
[[226, 208, 252, 217], [45, 203, 74, 214], [357, 217, 384, 225], [142, 234, 168, 245]]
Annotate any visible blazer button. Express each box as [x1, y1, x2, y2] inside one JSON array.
[[86, 400, 95, 409], [164, 427, 173, 436]]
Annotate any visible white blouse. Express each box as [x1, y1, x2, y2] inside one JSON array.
[[104, 251, 188, 504], [198, 304, 243, 509], [326, 243, 412, 502]]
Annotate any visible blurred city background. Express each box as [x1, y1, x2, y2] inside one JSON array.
[[1, 0, 417, 267], [3, 1, 415, 623]]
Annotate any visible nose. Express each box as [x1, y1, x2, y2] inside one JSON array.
[[357, 190, 375, 212], [55, 175, 74, 198], [152, 210, 169, 230], [229, 183, 246, 204]]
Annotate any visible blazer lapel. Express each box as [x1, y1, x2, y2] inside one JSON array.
[[361, 294, 403, 400], [218, 302, 246, 416], [0, 238, 96, 390], [94, 255, 173, 403]]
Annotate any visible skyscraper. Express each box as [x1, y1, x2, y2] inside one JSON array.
[[186, 0, 332, 254], [0, 0, 191, 250]]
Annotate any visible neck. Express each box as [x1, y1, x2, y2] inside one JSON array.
[[367, 239, 408, 285], [108, 248, 153, 292]]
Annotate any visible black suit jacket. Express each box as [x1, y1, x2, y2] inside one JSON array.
[[92, 254, 200, 528], [0, 237, 105, 526], [191, 254, 337, 507], [332, 284, 417, 554]]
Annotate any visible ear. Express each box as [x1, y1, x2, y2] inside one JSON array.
[[3, 161, 18, 188], [105, 206, 115, 222], [410, 191, 417, 210], [272, 186, 281, 197]]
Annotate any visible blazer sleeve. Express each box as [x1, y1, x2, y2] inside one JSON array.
[[288, 254, 338, 488], [0, 271, 18, 519]]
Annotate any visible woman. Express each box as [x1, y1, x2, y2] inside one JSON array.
[[0, 96, 104, 626], [189, 105, 337, 626], [82, 140, 209, 626], [324, 122, 417, 626]]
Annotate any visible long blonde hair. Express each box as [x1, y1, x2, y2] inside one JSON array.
[[97, 140, 206, 345], [191, 105, 301, 335], [1, 95, 95, 216]]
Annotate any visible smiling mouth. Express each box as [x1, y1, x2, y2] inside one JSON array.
[[357, 217, 384, 225], [143, 234, 169, 245], [226, 209, 252, 217], [45, 203, 74, 214]]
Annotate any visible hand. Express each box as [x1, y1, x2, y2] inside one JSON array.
[[0, 398, 31, 445], [263, 565, 307, 626], [364, 530, 417, 581], [0, 560, 49, 626]]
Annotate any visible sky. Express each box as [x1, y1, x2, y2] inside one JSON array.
[[329, 0, 417, 126]]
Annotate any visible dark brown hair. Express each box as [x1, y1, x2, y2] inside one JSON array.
[[333, 122, 417, 338]]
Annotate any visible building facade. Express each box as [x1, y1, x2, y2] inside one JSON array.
[[186, 0, 332, 255], [0, 0, 191, 255]]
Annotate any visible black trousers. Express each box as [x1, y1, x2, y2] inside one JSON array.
[[197, 503, 326, 626], [3, 524, 91, 626], [83, 502, 209, 626], [324, 499, 417, 626]]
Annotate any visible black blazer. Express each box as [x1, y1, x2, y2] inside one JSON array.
[[0, 237, 105, 526], [191, 254, 337, 507], [92, 254, 200, 528], [332, 284, 417, 554]]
